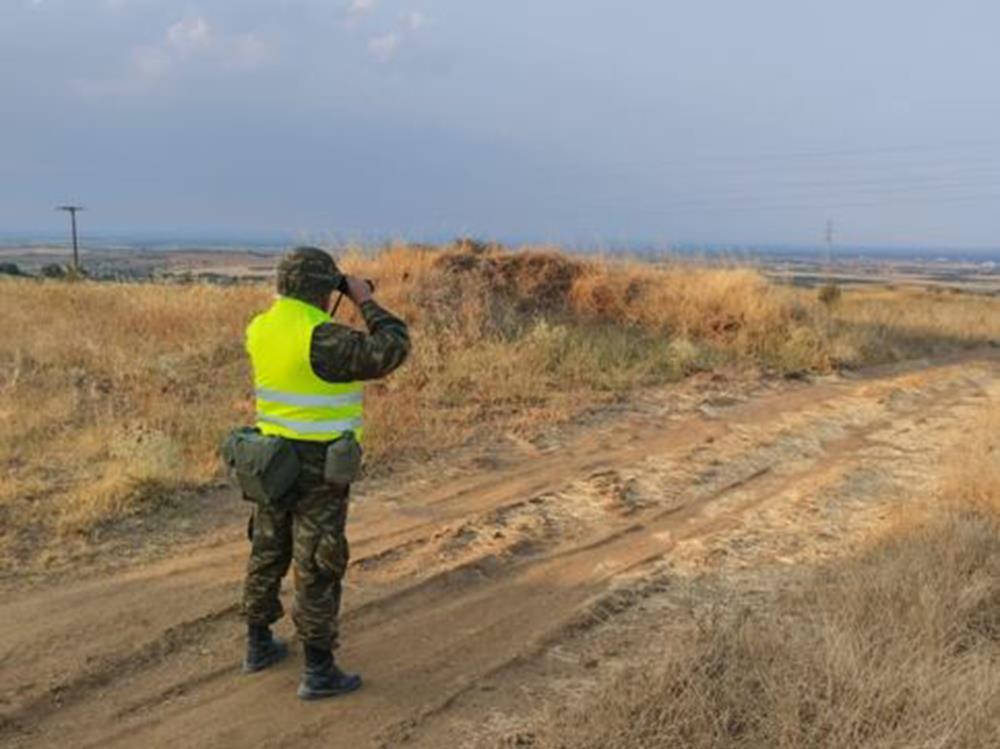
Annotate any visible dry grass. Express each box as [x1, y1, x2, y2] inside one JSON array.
[[829, 286, 1000, 365], [1, 244, 998, 559], [941, 404, 1000, 517], [535, 408, 1000, 749], [0, 282, 263, 540]]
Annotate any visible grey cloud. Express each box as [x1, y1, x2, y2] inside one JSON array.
[[348, 0, 376, 16], [72, 13, 274, 97], [363, 7, 427, 63], [368, 32, 399, 62], [405, 11, 425, 30]]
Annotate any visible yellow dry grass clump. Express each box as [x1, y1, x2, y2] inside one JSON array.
[[831, 285, 1000, 364], [0, 282, 266, 537], [0, 244, 997, 559], [535, 406, 1000, 749]]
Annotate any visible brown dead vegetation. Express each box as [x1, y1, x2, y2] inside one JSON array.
[[0, 244, 998, 559]]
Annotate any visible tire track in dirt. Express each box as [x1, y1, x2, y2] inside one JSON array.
[[389, 361, 999, 747], [1, 353, 995, 749]]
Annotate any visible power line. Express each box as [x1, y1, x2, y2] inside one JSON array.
[[644, 138, 1000, 171]]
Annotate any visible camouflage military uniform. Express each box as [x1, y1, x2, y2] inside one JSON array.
[[242, 442, 351, 650], [241, 252, 409, 652]]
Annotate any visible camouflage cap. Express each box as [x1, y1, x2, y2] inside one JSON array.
[[276, 246, 343, 302]]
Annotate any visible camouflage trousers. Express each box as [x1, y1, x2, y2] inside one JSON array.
[[241, 440, 351, 651]]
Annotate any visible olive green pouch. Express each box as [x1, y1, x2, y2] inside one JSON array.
[[324, 431, 363, 486], [221, 427, 300, 506]]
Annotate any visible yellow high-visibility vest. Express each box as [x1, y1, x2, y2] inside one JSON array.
[[246, 296, 364, 442]]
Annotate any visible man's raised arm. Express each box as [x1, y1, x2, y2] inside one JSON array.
[[309, 282, 410, 383]]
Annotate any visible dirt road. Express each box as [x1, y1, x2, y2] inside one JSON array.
[[2, 353, 996, 748]]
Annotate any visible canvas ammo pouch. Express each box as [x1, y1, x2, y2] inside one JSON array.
[[221, 427, 300, 506], [324, 431, 363, 486]]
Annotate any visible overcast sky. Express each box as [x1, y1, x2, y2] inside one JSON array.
[[2, 0, 998, 248]]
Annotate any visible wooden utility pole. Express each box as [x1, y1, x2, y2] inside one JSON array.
[[56, 205, 84, 271]]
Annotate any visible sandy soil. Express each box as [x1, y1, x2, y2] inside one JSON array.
[[1, 352, 996, 749]]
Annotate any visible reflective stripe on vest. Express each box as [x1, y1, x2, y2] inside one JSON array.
[[255, 388, 363, 408], [246, 296, 365, 443], [256, 413, 364, 435]]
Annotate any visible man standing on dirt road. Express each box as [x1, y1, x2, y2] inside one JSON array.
[[239, 246, 409, 700]]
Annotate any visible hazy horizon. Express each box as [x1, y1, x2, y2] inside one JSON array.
[[3, 230, 998, 263], [3, 1, 998, 248]]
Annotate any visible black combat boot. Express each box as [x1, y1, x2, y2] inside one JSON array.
[[297, 644, 362, 700], [242, 624, 289, 673]]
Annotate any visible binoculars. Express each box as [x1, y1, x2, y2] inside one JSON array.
[[336, 276, 376, 295]]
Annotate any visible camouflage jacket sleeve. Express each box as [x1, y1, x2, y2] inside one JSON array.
[[309, 300, 410, 383]]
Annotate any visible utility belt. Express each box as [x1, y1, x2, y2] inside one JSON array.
[[221, 427, 362, 509]]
